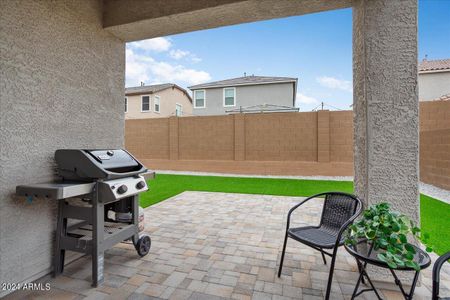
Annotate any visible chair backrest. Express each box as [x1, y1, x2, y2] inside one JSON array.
[[320, 193, 359, 234], [433, 251, 450, 300]]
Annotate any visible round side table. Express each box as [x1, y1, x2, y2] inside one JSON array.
[[345, 240, 431, 300]]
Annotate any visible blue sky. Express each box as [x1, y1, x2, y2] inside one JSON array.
[[126, 0, 450, 111]]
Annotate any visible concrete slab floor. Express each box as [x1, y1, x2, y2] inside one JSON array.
[[4, 192, 449, 299]]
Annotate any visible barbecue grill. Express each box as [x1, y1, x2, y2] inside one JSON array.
[[16, 149, 153, 286]]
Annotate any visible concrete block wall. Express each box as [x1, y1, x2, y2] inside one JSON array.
[[178, 115, 235, 160], [126, 101, 450, 188], [125, 118, 170, 159], [125, 110, 354, 173], [420, 101, 450, 190], [330, 111, 354, 162], [420, 100, 450, 131], [317, 110, 330, 162], [245, 112, 318, 161]]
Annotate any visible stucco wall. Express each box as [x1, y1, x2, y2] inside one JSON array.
[[418, 71, 450, 101], [192, 82, 295, 116], [0, 0, 124, 293], [125, 87, 193, 119]]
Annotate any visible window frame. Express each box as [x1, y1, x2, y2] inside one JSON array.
[[124, 97, 128, 113], [141, 95, 151, 112], [175, 103, 183, 116], [194, 90, 206, 108], [223, 87, 236, 107], [154, 95, 160, 113]]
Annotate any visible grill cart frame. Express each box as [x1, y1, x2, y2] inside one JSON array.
[[16, 149, 154, 287]]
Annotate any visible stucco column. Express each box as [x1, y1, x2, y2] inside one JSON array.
[[353, 0, 419, 285]]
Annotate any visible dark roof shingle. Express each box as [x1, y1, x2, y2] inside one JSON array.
[[188, 75, 297, 90], [125, 83, 175, 95], [419, 58, 450, 72], [125, 83, 192, 102]]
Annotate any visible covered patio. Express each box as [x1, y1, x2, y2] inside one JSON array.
[[5, 192, 449, 299], [1, 0, 438, 299]]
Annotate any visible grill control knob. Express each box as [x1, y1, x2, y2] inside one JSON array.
[[136, 181, 146, 190], [106, 150, 114, 156], [117, 184, 128, 194]]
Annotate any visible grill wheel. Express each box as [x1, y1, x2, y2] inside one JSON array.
[[135, 235, 151, 257]]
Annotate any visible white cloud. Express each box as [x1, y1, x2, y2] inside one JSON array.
[[190, 55, 202, 63], [169, 49, 190, 60], [129, 37, 172, 52], [296, 93, 319, 106], [317, 76, 352, 92], [169, 49, 202, 63], [126, 48, 211, 87]]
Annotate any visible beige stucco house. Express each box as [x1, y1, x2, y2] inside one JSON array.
[[418, 58, 450, 101], [125, 83, 192, 119]]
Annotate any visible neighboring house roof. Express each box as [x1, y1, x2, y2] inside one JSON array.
[[418, 58, 450, 73], [125, 83, 192, 102], [429, 93, 450, 102], [188, 75, 298, 90]]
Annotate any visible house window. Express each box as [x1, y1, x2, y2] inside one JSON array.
[[154, 96, 160, 113], [124, 97, 128, 112], [223, 87, 236, 107], [194, 90, 205, 108], [141, 95, 150, 112], [175, 103, 183, 116]]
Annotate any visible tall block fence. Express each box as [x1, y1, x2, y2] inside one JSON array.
[[125, 110, 354, 177], [419, 100, 450, 190], [125, 101, 450, 190]]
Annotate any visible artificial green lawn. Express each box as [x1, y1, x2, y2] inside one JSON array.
[[141, 174, 450, 255]]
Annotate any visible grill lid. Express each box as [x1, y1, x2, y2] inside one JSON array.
[[55, 149, 147, 181]]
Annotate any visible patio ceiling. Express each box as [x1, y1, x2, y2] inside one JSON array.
[[103, 0, 352, 41]]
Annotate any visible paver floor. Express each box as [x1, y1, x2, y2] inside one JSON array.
[[4, 191, 449, 299]]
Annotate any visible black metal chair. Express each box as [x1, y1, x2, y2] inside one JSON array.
[[432, 251, 450, 300], [278, 192, 363, 300]]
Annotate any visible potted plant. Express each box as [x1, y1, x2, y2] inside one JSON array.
[[345, 202, 432, 271]]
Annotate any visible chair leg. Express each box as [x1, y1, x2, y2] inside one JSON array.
[[321, 250, 327, 265], [278, 232, 288, 277], [324, 248, 338, 300]]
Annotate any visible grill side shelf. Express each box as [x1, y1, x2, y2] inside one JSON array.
[[16, 182, 95, 200]]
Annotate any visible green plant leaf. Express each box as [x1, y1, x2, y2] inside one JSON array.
[[412, 227, 420, 235], [404, 244, 415, 253], [405, 260, 420, 271], [392, 222, 400, 232], [399, 234, 407, 243], [387, 260, 397, 269], [405, 252, 414, 260], [365, 230, 376, 240]]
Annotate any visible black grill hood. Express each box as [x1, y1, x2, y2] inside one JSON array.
[[55, 149, 147, 181]]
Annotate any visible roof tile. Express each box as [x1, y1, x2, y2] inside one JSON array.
[[419, 58, 450, 72], [188, 75, 297, 90]]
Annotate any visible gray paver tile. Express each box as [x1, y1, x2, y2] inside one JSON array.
[[162, 271, 188, 287], [5, 191, 442, 300]]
